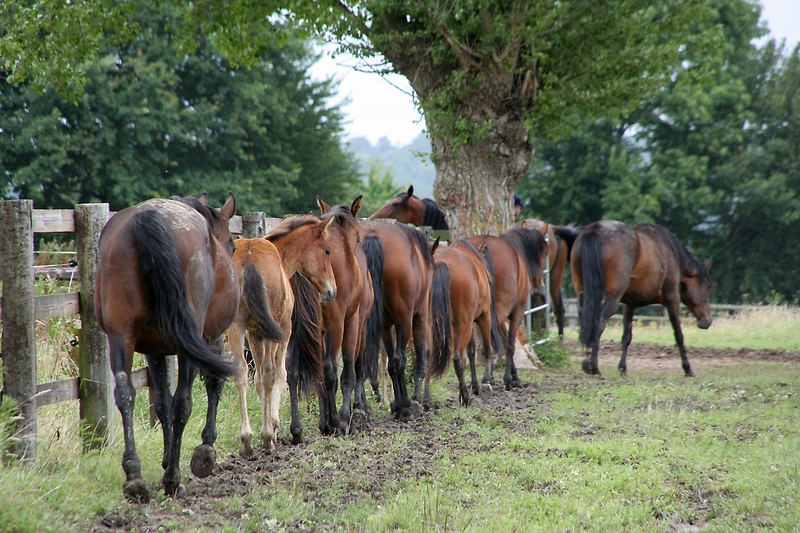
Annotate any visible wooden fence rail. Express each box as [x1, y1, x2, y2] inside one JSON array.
[[562, 298, 764, 326], [0, 199, 276, 462]]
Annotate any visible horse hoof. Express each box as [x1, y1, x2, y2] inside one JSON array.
[[581, 359, 593, 374], [123, 479, 150, 504], [350, 409, 369, 432], [291, 429, 303, 445], [479, 383, 493, 396], [240, 440, 254, 460], [685, 371, 695, 378], [190, 444, 216, 478], [511, 376, 522, 388]]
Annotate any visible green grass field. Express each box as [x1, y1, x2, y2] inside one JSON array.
[[0, 305, 798, 531]]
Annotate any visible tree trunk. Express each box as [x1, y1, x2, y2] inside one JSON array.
[[431, 120, 532, 239]]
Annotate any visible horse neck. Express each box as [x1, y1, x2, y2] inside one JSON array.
[[271, 229, 312, 277]]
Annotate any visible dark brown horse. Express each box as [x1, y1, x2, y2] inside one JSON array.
[[468, 225, 547, 390], [427, 239, 504, 406], [369, 185, 449, 230], [571, 220, 713, 376], [361, 219, 448, 419], [95, 193, 238, 502], [287, 196, 375, 441], [517, 219, 579, 336], [228, 215, 337, 456]]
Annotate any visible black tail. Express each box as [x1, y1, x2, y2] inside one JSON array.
[[577, 232, 606, 348], [134, 209, 235, 377], [287, 273, 324, 396], [501, 227, 546, 286], [429, 262, 452, 379], [481, 247, 505, 354], [553, 224, 580, 262], [362, 235, 384, 381], [242, 262, 284, 342]]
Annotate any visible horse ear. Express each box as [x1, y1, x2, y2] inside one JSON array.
[[431, 237, 440, 255], [351, 195, 362, 218], [704, 257, 713, 271], [539, 222, 549, 236], [220, 192, 236, 219], [197, 192, 209, 206], [317, 196, 331, 215], [407, 185, 414, 198], [321, 215, 335, 235]]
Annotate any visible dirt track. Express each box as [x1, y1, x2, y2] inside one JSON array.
[[94, 340, 799, 532]]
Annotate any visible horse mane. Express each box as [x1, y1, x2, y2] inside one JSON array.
[[500, 227, 546, 284], [637, 223, 709, 282], [422, 198, 449, 230], [397, 223, 435, 267], [265, 215, 319, 242]]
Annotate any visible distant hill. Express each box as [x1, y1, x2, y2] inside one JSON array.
[[345, 134, 435, 199]]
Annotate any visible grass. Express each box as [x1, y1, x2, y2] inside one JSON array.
[[0, 305, 798, 531], [562, 304, 800, 351]]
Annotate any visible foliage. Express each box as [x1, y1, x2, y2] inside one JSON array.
[[0, 6, 359, 214], [530, 338, 571, 370], [357, 159, 400, 216], [519, 0, 800, 303]]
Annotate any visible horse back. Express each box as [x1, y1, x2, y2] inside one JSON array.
[[572, 220, 638, 299], [468, 235, 529, 319], [624, 225, 680, 305], [232, 238, 292, 331]]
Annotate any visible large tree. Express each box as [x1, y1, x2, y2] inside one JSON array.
[[1, 1, 719, 237], [0, 6, 359, 213]]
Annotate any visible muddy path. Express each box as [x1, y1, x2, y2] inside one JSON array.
[[95, 341, 799, 532]]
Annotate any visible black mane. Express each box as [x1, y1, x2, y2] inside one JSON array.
[[422, 198, 449, 230]]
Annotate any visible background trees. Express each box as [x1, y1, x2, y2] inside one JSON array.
[[0, 6, 359, 214], [517, 1, 800, 303]]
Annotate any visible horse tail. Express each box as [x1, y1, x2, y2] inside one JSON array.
[[133, 209, 235, 378], [481, 247, 505, 354], [429, 262, 452, 379], [578, 231, 606, 348], [362, 235, 384, 380], [242, 262, 284, 342], [554, 224, 580, 261], [287, 273, 324, 396]]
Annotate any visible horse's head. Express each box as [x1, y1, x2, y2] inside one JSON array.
[[368, 185, 423, 225], [300, 216, 338, 303], [178, 192, 237, 256], [681, 257, 713, 329], [318, 195, 362, 248]]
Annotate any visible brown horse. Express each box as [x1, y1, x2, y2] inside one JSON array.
[[228, 215, 337, 456], [468, 225, 547, 390], [361, 219, 448, 419], [369, 185, 449, 230], [95, 193, 238, 502], [571, 220, 713, 376], [517, 219, 579, 336], [427, 239, 504, 406]]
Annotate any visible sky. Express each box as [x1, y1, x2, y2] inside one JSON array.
[[309, 0, 800, 147]]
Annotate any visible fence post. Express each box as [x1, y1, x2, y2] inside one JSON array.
[[75, 203, 115, 449], [0, 200, 38, 462], [242, 211, 266, 238]]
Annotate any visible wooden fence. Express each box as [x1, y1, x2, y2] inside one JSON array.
[[0, 200, 277, 462], [562, 298, 762, 327]]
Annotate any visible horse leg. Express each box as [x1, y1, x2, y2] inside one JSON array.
[[466, 336, 480, 395], [554, 288, 566, 338], [189, 336, 227, 479], [145, 354, 173, 469], [287, 358, 304, 445], [110, 336, 149, 503], [162, 358, 196, 497], [456, 323, 476, 406], [504, 308, 525, 390], [666, 301, 694, 377], [321, 328, 341, 435], [229, 327, 254, 457], [388, 321, 412, 419], [411, 312, 430, 405], [253, 337, 277, 452], [269, 340, 288, 444], [338, 326, 359, 433], [619, 305, 635, 376]]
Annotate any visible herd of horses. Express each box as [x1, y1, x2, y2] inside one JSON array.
[[94, 186, 713, 502]]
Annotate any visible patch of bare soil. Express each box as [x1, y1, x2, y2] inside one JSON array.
[[94, 342, 798, 532]]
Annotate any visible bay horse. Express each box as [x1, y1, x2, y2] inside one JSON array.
[[361, 219, 447, 419], [427, 239, 504, 406], [468, 225, 547, 391], [571, 220, 713, 376], [517, 219, 580, 337], [285, 196, 374, 442], [369, 185, 449, 230], [227, 215, 337, 456], [95, 193, 238, 502]]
